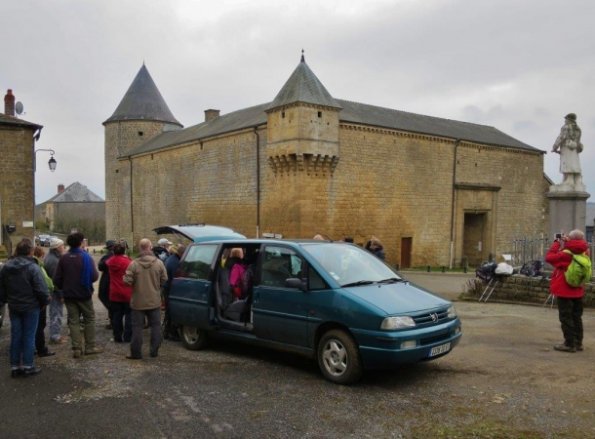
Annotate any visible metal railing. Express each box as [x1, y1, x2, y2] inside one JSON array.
[[507, 237, 595, 268]]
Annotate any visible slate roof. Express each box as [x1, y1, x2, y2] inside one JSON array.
[[268, 55, 341, 111], [121, 60, 540, 158], [42, 182, 104, 204], [104, 64, 182, 126], [0, 113, 42, 129]]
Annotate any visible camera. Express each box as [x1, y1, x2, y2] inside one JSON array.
[[555, 233, 562, 240]]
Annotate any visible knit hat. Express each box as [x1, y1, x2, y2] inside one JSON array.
[[49, 238, 64, 249]]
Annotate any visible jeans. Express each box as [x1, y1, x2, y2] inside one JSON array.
[[10, 308, 40, 368], [49, 291, 64, 341], [130, 308, 161, 358], [65, 298, 97, 352], [111, 301, 132, 342]]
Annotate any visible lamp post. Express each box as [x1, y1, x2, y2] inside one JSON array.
[[34, 148, 57, 172], [33, 148, 57, 242]]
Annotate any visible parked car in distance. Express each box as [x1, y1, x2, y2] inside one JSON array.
[[159, 225, 462, 384], [35, 234, 53, 247]]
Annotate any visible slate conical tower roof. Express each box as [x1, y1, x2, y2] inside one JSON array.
[[104, 64, 182, 126], [268, 53, 341, 111]]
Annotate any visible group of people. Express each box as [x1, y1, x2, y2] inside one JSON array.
[[0, 233, 176, 377]]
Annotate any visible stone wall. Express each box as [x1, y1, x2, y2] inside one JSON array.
[[108, 119, 546, 264], [464, 274, 595, 308], [0, 125, 35, 254]]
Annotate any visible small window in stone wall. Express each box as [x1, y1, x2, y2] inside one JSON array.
[[138, 131, 144, 137], [282, 111, 285, 119], [318, 111, 322, 118]]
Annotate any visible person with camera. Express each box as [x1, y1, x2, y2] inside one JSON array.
[[545, 230, 590, 352]]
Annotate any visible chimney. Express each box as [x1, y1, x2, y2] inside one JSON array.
[[4, 89, 15, 116], [58, 184, 65, 194], [204, 109, 220, 122]]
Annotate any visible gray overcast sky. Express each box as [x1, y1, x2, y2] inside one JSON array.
[[2, 0, 594, 203]]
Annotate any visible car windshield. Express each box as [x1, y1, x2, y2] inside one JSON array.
[[302, 243, 402, 287]]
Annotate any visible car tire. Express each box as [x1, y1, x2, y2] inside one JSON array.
[[317, 329, 363, 385], [181, 325, 207, 350]]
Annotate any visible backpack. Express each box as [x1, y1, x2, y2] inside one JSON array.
[[563, 250, 592, 287], [520, 260, 543, 277]]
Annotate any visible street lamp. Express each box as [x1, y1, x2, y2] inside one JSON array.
[[34, 148, 57, 172], [33, 148, 57, 242]]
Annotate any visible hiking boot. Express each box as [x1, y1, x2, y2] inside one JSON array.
[[11, 368, 24, 378], [85, 347, 104, 355], [553, 344, 576, 353], [73, 349, 82, 359], [576, 344, 584, 351]]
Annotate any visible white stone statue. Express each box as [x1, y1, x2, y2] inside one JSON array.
[[551, 113, 586, 192]]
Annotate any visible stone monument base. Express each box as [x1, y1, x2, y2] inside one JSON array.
[[547, 188, 590, 238]]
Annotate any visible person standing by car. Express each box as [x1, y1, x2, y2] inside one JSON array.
[[44, 238, 66, 344], [0, 238, 50, 377], [124, 238, 167, 359], [545, 229, 590, 353], [53, 232, 102, 358], [32, 246, 55, 358], [98, 240, 116, 329], [106, 242, 133, 343], [163, 244, 185, 341], [153, 238, 172, 262]]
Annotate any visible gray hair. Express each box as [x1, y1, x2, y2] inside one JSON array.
[[567, 229, 584, 240]]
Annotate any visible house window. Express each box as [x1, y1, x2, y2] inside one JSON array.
[[138, 131, 144, 137], [317, 111, 322, 118], [281, 111, 285, 119]]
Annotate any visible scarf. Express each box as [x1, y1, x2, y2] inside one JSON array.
[[69, 247, 94, 290]]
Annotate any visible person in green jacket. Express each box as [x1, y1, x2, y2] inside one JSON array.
[[33, 246, 55, 358]]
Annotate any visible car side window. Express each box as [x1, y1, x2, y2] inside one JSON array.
[[308, 267, 327, 290], [261, 246, 302, 288], [178, 244, 217, 280]]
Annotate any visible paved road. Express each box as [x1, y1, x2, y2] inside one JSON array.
[[1, 277, 594, 438]]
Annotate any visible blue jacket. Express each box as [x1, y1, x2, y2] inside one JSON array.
[[0, 256, 50, 312]]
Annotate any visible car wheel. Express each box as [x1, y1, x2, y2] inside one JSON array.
[[317, 329, 363, 385], [181, 325, 207, 350]]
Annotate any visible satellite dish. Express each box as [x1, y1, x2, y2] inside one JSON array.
[[15, 101, 24, 115]]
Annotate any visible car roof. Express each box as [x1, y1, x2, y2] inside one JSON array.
[[153, 224, 246, 243]]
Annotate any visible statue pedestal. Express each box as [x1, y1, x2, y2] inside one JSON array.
[[547, 188, 590, 237]]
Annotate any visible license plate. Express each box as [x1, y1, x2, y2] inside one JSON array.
[[429, 342, 451, 357]]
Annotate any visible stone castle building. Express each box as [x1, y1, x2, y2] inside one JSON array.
[[104, 55, 547, 267]]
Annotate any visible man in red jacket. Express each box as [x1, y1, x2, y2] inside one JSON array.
[[545, 229, 590, 352]]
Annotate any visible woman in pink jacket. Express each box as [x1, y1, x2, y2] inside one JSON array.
[[105, 242, 133, 343]]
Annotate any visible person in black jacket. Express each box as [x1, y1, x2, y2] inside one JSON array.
[[98, 240, 116, 329], [0, 238, 50, 377]]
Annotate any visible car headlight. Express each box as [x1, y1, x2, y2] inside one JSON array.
[[447, 306, 457, 319], [381, 316, 415, 330]]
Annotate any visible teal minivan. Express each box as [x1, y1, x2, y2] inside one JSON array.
[[159, 225, 462, 384]]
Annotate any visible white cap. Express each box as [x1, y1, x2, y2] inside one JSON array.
[[49, 238, 64, 249], [157, 238, 172, 246]]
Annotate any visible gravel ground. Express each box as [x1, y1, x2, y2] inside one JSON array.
[[0, 277, 593, 438]]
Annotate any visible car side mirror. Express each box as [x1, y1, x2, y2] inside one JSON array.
[[285, 277, 307, 292]]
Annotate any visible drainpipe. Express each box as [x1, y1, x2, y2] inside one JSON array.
[[254, 127, 261, 238], [449, 139, 461, 269], [128, 156, 134, 244]]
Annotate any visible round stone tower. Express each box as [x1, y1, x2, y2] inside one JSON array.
[[103, 64, 182, 243]]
